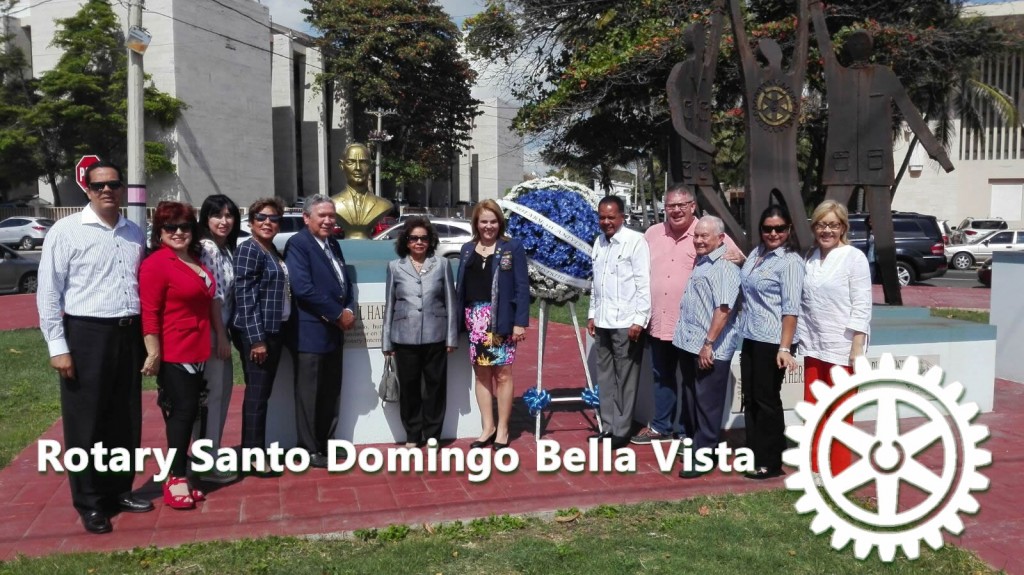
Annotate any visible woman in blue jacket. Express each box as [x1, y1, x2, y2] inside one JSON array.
[[456, 199, 530, 450]]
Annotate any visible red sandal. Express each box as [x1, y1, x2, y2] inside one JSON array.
[[163, 476, 195, 510]]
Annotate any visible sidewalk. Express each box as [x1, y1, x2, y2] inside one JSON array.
[[0, 317, 1021, 572]]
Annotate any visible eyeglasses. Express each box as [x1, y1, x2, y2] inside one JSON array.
[[407, 235, 429, 243], [87, 180, 123, 192], [253, 213, 282, 223], [161, 223, 191, 234], [665, 201, 696, 211], [813, 221, 843, 231], [761, 224, 791, 234]]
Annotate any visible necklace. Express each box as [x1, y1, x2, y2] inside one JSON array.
[[411, 258, 427, 274]]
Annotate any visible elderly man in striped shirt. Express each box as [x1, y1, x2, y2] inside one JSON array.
[[672, 216, 741, 479]]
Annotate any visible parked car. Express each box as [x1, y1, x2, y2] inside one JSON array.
[[937, 220, 952, 245], [0, 216, 54, 250], [373, 218, 473, 259], [977, 257, 992, 288], [0, 244, 39, 294], [950, 217, 1007, 244], [848, 212, 947, 287], [372, 216, 397, 237], [945, 229, 1024, 270]]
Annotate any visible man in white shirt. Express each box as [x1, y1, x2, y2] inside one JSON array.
[[587, 196, 651, 448], [36, 161, 153, 535]]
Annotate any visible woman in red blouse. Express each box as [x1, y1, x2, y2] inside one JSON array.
[[140, 202, 215, 510]]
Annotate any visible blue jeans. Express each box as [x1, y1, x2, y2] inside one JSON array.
[[649, 338, 684, 436]]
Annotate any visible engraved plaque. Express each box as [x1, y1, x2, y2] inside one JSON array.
[[343, 302, 386, 348]]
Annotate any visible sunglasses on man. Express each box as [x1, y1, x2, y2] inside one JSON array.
[[87, 180, 123, 192]]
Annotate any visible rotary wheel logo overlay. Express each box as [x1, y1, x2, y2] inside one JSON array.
[[753, 82, 796, 131], [782, 354, 991, 562]]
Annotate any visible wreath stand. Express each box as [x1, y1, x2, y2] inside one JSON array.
[[532, 299, 602, 441]]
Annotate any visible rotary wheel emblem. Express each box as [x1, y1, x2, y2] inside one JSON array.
[[754, 82, 796, 131], [783, 354, 991, 562]]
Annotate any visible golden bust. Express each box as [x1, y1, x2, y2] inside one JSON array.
[[331, 143, 394, 239]]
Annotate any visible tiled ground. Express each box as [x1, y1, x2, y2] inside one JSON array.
[[1, 287, 1018, 572]]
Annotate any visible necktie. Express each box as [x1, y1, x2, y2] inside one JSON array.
[[324, 243, 345, 286]]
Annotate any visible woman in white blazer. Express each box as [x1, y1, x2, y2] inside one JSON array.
[[382, 217, 458, 447]]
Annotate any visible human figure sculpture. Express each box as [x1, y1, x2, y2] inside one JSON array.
[[331, 143, 394, 239], [810, 0, 954, 304], [666, 0, 749, 251], [729, 0, 813, 250]]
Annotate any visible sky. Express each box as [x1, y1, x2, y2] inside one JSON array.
[[260, 0, 486, 33]]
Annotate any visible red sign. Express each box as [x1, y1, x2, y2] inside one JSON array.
[[75, 155, 101, 192]]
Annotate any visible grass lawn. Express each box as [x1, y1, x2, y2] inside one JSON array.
[[0, 314, 998, 572], [930, 308, 990, 324], [0, 494, 997, 574], [530, 295, 589, 327]]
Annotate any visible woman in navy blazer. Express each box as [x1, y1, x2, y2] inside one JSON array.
[[456, 200, 530, 450], [232, 198, 291, 462], [140, 202, 214, 509]]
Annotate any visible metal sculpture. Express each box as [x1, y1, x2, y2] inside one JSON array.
[[666, 0, 750, 250], [729, 0, 814, 250], [810, 0, 954, 303]]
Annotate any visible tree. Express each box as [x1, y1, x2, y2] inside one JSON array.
[[0, 0, 42, 195], [16, 0, 184, 205], [465, 0, 1023, 208], [304, 0, 481, 189]]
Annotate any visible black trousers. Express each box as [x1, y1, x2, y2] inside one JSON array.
[[741, 338, 788, 470], [234, 332, 284, 449], [393, 342, 448, 443], [61, 315, 143, 515], [157, 364, 204, 478], [678, 349, 731, 451], [294, 347, 343, 455]]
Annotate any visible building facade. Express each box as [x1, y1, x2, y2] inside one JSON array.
[[4, 0, 349, 208], [458, 98, 524, 203], [891, 1, 1024, 229]]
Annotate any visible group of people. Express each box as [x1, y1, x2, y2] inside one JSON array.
[[588, 185, 872, 481], [37, 161, 865, 535], [36, 163, 530, 533]]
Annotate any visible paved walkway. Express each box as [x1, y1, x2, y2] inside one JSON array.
[[1, 287, 1018, 573]]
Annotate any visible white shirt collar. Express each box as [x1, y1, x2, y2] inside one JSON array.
[[80, 202, 126, 230]]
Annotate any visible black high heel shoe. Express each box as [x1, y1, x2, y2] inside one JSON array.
[[470, 431, 497, 449], [492, 441, 510, 450]]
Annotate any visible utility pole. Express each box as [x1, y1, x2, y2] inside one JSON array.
[[365, 108, 396, 197], [126, 0, 148, 228]]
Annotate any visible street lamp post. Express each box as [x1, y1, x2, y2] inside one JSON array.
[[365, 108, 396, 196], [126, 0, 150, 229]]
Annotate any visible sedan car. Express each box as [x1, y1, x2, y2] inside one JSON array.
[[373, 218, 473, 259], [0, 216, 55, 250], [0, 244, 39, 293], [977, 258, 992, 288], [944, 229, 1024, 270]]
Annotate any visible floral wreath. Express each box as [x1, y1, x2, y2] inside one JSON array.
[[499, 177, 602, 303]]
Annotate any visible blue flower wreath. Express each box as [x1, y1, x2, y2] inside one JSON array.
[[505, 189, 600, 283]]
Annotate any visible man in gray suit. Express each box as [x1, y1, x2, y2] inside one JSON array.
[[382, 217, 459, 446]]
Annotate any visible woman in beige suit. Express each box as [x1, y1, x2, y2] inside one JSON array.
[[382, 217, 459, 447]]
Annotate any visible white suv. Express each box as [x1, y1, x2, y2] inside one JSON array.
[[951, 217, 1008, 244]]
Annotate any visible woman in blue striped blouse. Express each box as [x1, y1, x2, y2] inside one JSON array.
[[738, 205, 805, 480]]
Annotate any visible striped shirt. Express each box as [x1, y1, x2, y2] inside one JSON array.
[[588, 225, 651, 329], [738, 245, 804, 344], [37, 204, 145, 357], [673, 244, 740, 360]]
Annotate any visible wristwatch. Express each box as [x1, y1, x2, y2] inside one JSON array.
[[779, 347, 791, 353], [704, 339, 715, 347]]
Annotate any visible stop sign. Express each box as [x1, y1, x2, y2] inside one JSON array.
[[75, 155, 101, 192]]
